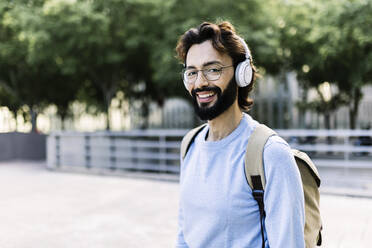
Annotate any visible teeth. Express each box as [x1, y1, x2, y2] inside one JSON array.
[[198, 93, 214, 98]]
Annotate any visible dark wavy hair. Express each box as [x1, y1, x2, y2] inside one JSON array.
[[175, 21, 257, 112]]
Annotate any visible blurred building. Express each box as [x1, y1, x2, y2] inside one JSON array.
[[246, 72, 370, 129], [129, 98, 196, 129]]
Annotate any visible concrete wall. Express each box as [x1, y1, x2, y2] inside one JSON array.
[[0, 132, 46, 161]]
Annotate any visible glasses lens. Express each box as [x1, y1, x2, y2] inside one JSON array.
[[183, 69, 197, 84], [204, 67, 222, 81], [182, 66, 226, 84]]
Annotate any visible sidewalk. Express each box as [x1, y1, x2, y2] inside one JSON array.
[[0, 161, 371, 248], [318, 167, 372, 198]]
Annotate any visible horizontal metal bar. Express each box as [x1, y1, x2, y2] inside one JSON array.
[[292, 144, 372, 152], [49, 129, 188, 137], [57, 161, 171, 172], [107, 162, 179, 172], [115, 152, 179, 160], [277, 129, 372, 137], [314, 159, 372, 168], [89, 140, 181, 149], [83, 152, 180, 161], [49, 129, 372, 138]]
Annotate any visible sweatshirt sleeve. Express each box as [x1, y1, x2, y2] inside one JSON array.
[[263, 136, 305, 248], [175, 156, 189, 248]]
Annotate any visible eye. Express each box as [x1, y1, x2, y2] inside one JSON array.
[[207, 67, 222, 73], [207, 67, 221, 73], [186, 70, 197, 77]]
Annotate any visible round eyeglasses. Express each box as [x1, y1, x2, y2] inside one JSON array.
[[182, 65, 233, 85]]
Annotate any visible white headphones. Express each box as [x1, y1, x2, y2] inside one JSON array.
[[235, 36, 253, 87]]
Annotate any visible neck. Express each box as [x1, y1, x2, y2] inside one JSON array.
[[206, 100, 243, 141]]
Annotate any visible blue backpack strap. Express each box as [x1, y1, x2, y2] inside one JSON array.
[[251, 175, 266, 248]]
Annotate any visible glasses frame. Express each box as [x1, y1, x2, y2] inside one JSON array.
[[182, 65, 234, 85]]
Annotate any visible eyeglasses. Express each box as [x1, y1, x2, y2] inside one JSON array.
[[182, 65, 233, 85]]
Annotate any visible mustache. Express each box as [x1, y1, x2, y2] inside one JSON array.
[[191, 86, 221, 97]]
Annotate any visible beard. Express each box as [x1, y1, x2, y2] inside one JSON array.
[[191, 78, 238, 121]]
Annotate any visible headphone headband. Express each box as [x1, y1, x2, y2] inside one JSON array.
[[236, 36, 251, 60]]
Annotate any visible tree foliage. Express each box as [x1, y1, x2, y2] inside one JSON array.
[[0, 0, 371, 131], [279, 0, 372, 128]]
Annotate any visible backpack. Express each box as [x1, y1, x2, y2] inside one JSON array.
[[180, 123, 322, 248]]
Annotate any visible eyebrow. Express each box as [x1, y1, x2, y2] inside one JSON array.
[[185, 60, 223, 70]]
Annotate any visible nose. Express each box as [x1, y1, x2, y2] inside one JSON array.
[[194, 71, 209, 89]]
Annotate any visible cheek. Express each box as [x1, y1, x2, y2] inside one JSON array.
[[186, 86, 194, 97], [183, 81, 192, 93], [219, 72, 234, 91], [213, 81, 228, 92], [186, 85, 193, 94]]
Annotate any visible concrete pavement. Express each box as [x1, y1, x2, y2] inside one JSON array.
[[0, 161, 371, 248]]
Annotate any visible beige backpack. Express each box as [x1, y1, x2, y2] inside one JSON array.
[[181, 124, 322, 248]]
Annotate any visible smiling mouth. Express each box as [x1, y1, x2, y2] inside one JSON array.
[[196, 91, 216, 103]]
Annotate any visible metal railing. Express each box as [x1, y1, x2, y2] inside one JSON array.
[[47, 130, 186, 173], [277, 129, 372, 168], [47, 129, 372, 173]]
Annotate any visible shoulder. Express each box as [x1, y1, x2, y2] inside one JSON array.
[[264, 135, 291, 154], [181, 124, 207, 157], [263, 135, 299, 178]]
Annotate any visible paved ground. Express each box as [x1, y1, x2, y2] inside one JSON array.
[[0, 161, 372, 248]]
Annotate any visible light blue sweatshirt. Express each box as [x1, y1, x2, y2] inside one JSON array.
[[176, 114, 305, 248]]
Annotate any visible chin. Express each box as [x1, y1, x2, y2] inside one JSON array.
[[192, 77, 238, 121]]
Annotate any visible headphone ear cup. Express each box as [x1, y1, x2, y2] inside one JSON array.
[[235, 60, 253, 87]]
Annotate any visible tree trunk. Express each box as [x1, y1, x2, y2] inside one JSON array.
[[12, 110, 18, 132], [299, 86, 308, 128], [104, 90, 115, 131], [58, 106, 69, 131], [30, 108, 38, 133], [90, 72, 117, 131], [140, 100, 150, 129], [349, 88, 362, 129], [61, 115, 66, 130], [105, 99, 111, 131], [324, 112, 331, 130]]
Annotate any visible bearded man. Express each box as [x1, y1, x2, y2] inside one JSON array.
[[175, 21, 305, 248]]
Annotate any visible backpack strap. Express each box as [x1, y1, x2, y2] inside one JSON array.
[[180, 124, 207, 161], [245, 124, 276, 248], [245, 124, 276, 190]]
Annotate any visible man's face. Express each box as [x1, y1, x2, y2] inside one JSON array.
[[185, 40, 237, 120]]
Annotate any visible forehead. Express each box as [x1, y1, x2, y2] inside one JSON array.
[[185, 40, 232, 68]]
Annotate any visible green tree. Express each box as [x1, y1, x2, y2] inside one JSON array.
[[89, 0, 165, 129], [152, 0, 285, 103], [0, 85, 23, 130], [25, 0, 108, 129], [35, 0, 167, 130], [0, 1, 48, 132], [280, 0, 372, 129], [325, 0, 372, 129]]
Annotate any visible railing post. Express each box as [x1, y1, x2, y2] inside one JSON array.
[[344, 132, 350, 175], [131, 138, 138, 170], [56, 135, 60, 167], [85, 134, 91, 169], [109, 135, 116, 170], [159, 134, 167, 173]]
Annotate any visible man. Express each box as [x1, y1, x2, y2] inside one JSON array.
[[175, 21, 305, 248]]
